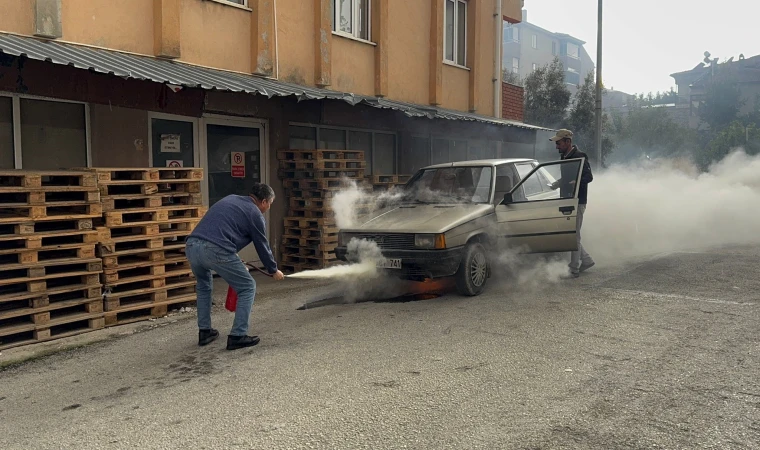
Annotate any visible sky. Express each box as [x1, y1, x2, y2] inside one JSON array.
[[524, 0, 758, 95]]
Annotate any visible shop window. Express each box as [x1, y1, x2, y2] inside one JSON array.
[[444, 0, 467, 66], [334, 0, 371, 41], [0, 96, 13, 169], [319, 128, 347, 150], [373, 133, 395, 175], [289, 126, 317, 149], [20, 99, 87, 170], [349, 130, 372, 172]]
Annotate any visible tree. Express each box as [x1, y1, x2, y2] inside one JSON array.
[[697, 120, 760, 169], [566, 72, 615, 165], [698, 75, 745, 130], [617, 107, 698, 159], [523, 57, 571, 128], [502, 68, 522, 86]]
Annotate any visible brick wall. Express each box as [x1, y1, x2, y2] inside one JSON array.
[[502, 82, 524, 122]]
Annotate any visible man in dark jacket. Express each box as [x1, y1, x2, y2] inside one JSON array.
[[548, 129, 595, 278], [185, 183, 285, 350]]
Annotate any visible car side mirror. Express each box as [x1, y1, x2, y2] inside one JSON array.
[[502, 192, 513, 205]]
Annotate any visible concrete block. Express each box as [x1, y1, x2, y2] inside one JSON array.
[[35, 0, 62, 39]]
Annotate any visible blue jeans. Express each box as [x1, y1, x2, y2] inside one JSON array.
[[185, 237, 256, 336]]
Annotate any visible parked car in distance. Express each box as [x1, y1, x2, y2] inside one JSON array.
[[336, 157, 586, 296]]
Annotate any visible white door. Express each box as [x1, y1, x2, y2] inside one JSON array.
[[200, 116, 268, 265], [495, 158, 584, 253]]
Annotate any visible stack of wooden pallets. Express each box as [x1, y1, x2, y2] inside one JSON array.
[[366, 174, 412, 192], [83, 168, 205, 326], [277, 149, 366, 272], [0, 171, 104, 350]]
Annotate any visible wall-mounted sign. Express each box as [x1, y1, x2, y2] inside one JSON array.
[[160, 134, 181, 153], [231, 151, 245, 178], [166, 160, 184, 168]]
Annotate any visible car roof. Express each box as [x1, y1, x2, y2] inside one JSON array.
[[423, 158, 536, 169]]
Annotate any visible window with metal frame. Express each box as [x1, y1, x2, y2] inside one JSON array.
[[0, 93, 89, 170], [333, 0, 371, 41], [444, 0, 467, 66]]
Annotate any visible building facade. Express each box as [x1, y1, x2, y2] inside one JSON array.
[[0, 0, 545, 262], [502, 8, 594, 90]]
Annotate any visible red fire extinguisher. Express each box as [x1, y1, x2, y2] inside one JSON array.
[[225, 264, 275, 312]]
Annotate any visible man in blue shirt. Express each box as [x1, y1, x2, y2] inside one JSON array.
[[185, 183, 284, 350]]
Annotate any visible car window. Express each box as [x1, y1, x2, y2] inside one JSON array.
[[515, 163, 543, 197], [406, 166, 492, 204]]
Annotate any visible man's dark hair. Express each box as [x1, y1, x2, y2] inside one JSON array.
[[251, 183, 275, 201]]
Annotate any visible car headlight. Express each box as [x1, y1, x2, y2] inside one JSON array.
[[415, 234, 446, 249]]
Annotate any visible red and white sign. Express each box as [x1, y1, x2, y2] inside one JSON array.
[[166, 160, 184, 168], [231, 151, 245, 178]]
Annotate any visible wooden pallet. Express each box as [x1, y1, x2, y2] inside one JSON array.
[[103, 279, 196, 312], [103, 206, 204, 227], [97, 232, 192, 256], [283, 217, 337, 228], [103, 291, 196, 327], [0, 244, 97, 266], [283, 226, 339, 239], [289, 197, 334, 210], [282, 252, 337, 264], [0, 258, 102, 282], [282, 178, 349, 190], [0, 273, 101, 300], [0, 171, 97, 189], [0, 187, 100, 207], [0, 311, 105, 351], [101, 193, 203, 211], [98, 180, 202, 197], [102, 258, 191, 284], [278, 168, 366, 180], [0, 229, 99, 251], [0, 218, 94, 238], [100, 246, 187, 268], [0, 283, 101, 306], [76, 167, 204, 183], [287, 188, 339, 200], [0, 202, 102, 224], [279, 159, 366, 170], [103, 270, 194, 293], [98, 221, 197, 240], [277, 150, 365, 161], [287, 208, 334, 219]]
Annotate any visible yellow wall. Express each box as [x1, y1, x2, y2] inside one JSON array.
[[179, 0, 251, 73], [0, 0, 35, 36], [0, 0, 521, 118], [62, 0, 154, 55], [277, 0, 315, 86]]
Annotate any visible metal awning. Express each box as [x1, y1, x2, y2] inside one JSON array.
[[0, 32, 549, 131]]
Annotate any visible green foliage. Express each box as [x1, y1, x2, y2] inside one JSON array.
[[698, 75, 745, 129], [523, 57, 571, 128], [697, 121, 760, 169], [617, 107, 698, 157], [566, 72, 616, 165]]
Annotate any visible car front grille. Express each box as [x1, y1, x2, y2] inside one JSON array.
[[346, 233, 415, 250]]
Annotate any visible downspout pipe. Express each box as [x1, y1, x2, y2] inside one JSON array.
[[494, 0, 503, 118]]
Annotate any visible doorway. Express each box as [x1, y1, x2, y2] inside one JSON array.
[[200, 116, 268, 265], [148, 113, 269, 266]]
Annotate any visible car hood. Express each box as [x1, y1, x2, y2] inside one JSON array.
[[348, 203, 494, 234]]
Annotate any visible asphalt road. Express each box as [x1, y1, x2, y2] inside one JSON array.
[[1, 245, 759, 449]]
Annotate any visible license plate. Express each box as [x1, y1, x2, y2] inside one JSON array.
[[377, 258, 402, 269]]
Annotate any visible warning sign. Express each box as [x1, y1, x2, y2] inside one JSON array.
[[231, 152, 245, 178], [166, 160, 184, 168]]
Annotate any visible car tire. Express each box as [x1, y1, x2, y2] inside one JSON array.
[[455, 243, 488, 296]]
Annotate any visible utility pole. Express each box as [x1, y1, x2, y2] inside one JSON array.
[[594, 0, 603, 169]]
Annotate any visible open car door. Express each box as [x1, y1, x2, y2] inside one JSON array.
[[495, 158, 585, 253]]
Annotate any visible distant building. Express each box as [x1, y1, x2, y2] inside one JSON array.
[[503, 9, 594, 93], [671, 54, 760, 129]]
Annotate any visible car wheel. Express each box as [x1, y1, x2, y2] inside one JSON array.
[[455, 243, 488, 296]]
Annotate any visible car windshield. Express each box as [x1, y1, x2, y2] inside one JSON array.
[[404, 166, 493, 204]]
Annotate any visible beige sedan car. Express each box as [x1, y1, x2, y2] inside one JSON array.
[[336, 157, 585, 296]]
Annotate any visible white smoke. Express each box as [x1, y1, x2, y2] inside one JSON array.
[[331, 179, 405, 229], [584, 149, 760, 264]]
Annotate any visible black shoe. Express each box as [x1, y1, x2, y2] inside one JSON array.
[[579, 261, 595, 273], [227, 335, 261, 350], [560, 272, 580, 279], [198, 328, 219, 346]]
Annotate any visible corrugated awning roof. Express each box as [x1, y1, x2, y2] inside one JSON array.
[[0, 32, 549, 131]]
